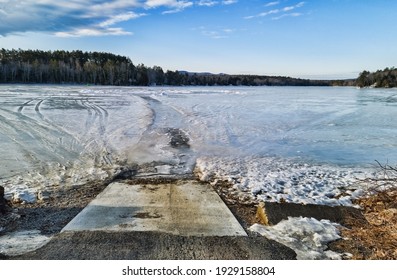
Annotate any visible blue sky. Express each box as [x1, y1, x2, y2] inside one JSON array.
[[0, 0, 396, 79]]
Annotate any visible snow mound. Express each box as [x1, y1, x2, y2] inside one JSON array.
[[250, 217, 342, 260]]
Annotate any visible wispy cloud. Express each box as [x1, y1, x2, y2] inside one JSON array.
[[98, 12, 147, 27], [0, 0, 239, 37], [272, 12, 302, 20], [55, 27, 133, 38], [0, 0, 208, 37], [245, 1, 305, 20], [197, 26, 236, 39], [198, 0, 218, 7], [197, 0, 238, 7], [145, 0, 193, 14], [265, 1, 280, 7], [222, 0, 238, 5]]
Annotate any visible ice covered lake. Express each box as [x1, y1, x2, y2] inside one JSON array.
[[1, 85, 397, 206]]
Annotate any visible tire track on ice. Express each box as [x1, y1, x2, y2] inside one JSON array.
[[16, 98, 82, 154], [0, 106, 80, 162], [32, 98, 82, 152], [79, 99, 112, 165], [81, 99, 108, 136], [17, 99, 36, 113], [0, 112, 61, 164], [34, 99, 45, 120]]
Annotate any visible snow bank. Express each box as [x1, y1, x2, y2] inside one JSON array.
[[250, 217, 342, 260], [195, 156, 372, 206]]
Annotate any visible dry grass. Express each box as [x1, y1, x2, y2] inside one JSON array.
[[208, 171, 397, 259], [333, 161, 397, 259], [330, 189, 397, 259]]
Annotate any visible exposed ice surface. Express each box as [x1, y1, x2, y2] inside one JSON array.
[[1, 85, 397, 205], [250, 217, 342, 260], [1, 85, 397, 257]]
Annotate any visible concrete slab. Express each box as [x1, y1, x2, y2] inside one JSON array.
[[62, 181, 247, 236]]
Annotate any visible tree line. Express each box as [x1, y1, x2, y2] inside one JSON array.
[[0, 48, 366, 87], [0, 49, 157, 86], [356, 67, 397, 88]]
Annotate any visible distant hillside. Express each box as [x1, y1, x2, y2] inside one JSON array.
[[356, 67, 397, 88], [173, 71, 354, 87], [0, 48, 353, 87]]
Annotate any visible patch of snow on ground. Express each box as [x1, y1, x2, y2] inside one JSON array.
[[195, 156, 373, 206], [250, 217, 342, 260], [0, 230, 51, 256]]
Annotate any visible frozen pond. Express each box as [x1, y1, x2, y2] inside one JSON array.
[[1, 85, 397, 206]]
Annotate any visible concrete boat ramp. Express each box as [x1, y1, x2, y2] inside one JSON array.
[[62, 180, 247, 236], [9, 178, 297, 259]]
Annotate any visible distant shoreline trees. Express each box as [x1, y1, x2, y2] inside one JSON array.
[[3, 48, 392, 87], [356, 67, 397, 88]]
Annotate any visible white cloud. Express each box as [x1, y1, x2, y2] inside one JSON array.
[[146, 0, 193, 14], [260, 9, 280, 16], [145, 0, 193, 10], [222, 0, 237, 4], [198, 0, 218, 7], [0, 0, 238, 36], [198, 26, 235, 39], [55, 27, 133, 38], [283, 6, 295, 12], [245, 1, 305, 20], [98, 12, 147, 27], [223, 28, 234, 33], [283, 2, 305, 12], [265, 1, 279, 7], [272, 12, 302, 20], [0, 0, 196, 36]]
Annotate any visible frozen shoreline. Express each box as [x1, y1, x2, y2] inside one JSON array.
[[1, 85, 396, 259], [1, 154, 375, 207], [195, 156, 373, 207], [1, 155, 375, 260]]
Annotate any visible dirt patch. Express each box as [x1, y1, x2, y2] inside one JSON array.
[[133, 212, 162, 219], [256, 201, 366, 227], [0, 180, 108, 236], [207, 179, 259, 229]]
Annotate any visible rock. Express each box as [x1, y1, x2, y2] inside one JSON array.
[[113, 168, 137, 181], [255, 201, 367, 227], [38, 190, 51, 201], [0, 186, 6, 213], [166, 128, 190, 149]]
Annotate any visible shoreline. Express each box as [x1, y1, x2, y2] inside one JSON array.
[[1, 161, 395, 260]]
